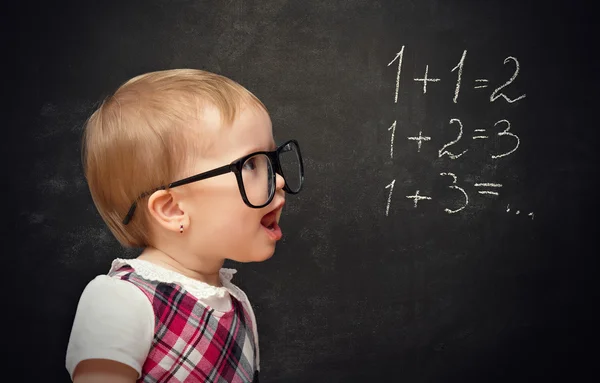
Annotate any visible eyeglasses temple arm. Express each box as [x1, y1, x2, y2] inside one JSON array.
[[123, 164, 234, 225], [168, 164, 232, 188], [122, 186, 166, 225]]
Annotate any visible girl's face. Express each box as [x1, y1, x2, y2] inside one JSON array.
[[179, 104, 286, 263]]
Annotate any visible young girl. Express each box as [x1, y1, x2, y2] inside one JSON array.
[[66, 69, 304, 383]]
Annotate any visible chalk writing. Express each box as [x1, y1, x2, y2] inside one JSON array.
[[385, 180, 395, 216], [407, 130, 431, 152], [388, 120, 397, 159], [474, 79, 489, 89], [473, 131, 488, 139], [451, 50, 467, 103], [387, 47, 527, 104], [439, 118, 468, 159], [507, 205, 535, 219], [475, 183, 502, 196], [406, 190, 432, 208], [395, 119, 521, 159], [491, 120, 520, 159], [472, 128, 488, 140], [387, 46, 405, 104], [384, 174, 531, 217], [383, 46, 530, 218], [490, 57, 526, 103], [414, 65, 441, 94], [440, 173, 468, 214]]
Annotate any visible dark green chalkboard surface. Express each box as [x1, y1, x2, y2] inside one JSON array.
[[7, 1, 597, 382]]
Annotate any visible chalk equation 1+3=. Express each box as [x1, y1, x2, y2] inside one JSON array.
[[384, 175, 533, 219]]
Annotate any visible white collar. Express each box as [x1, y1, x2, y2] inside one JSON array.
[[109, 258, 248, 303]]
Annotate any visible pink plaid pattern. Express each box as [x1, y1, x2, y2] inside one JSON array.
[[109, 266, 259, 383]]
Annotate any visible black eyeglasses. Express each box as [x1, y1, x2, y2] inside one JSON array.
[[122, 139, 304, 225]]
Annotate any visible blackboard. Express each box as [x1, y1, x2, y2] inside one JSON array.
[[7, 1, 598, 382]]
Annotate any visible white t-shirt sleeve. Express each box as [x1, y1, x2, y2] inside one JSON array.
[[65, 275, 154, 380]]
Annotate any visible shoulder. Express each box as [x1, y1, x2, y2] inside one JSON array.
[[75, 273, 154, 311], [65, 275, 154, 380]]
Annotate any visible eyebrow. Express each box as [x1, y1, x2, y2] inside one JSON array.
[[246, 141, 277, 154]]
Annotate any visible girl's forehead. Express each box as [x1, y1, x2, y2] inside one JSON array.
[[225, 106, 273, 148], [193, 104, 273, 164]]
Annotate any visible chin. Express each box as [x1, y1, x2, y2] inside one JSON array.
[[260, 250, 276, 262], [252, 250, 275, 263], [237, 248, 276, 263]]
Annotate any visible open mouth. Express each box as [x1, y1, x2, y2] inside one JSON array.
[[260, 210, 278, 231], [260, 204, 284, 240]]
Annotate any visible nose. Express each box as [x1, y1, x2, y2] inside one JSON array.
[[275, 172, 285, 191]]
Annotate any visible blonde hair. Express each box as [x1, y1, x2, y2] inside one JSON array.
[[82, 69, 267, 248]]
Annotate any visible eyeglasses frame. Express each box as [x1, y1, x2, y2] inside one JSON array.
[[122, 139, 304, 225]]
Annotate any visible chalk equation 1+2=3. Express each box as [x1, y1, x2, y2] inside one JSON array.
[[387, 118, 520, 161], [387, 45, 527, 104]]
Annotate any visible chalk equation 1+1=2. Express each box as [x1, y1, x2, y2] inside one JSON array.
[[387, 45, 526, 104]]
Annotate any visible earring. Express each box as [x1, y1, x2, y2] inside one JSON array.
[[180, 224, 184, 234]]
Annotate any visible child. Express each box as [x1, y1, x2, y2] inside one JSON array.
[[65, 69, 304, 383]]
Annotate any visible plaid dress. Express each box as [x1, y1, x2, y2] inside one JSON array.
[[109, 265, 259, 383]]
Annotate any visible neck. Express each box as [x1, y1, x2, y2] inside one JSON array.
[[138, 246, 225, 287]]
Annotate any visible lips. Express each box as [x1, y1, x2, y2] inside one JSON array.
[[260, 201, 284, 241]]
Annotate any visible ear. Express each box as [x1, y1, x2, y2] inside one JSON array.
[[146, 190, 189, 233]]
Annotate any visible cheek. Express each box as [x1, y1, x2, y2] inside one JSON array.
[[208, 207, 263, 258], [216, 204, 258, 230], [188, 186, 261, 245]]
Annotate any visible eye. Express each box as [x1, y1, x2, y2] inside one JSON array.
[[243, 157, 257, 171]]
